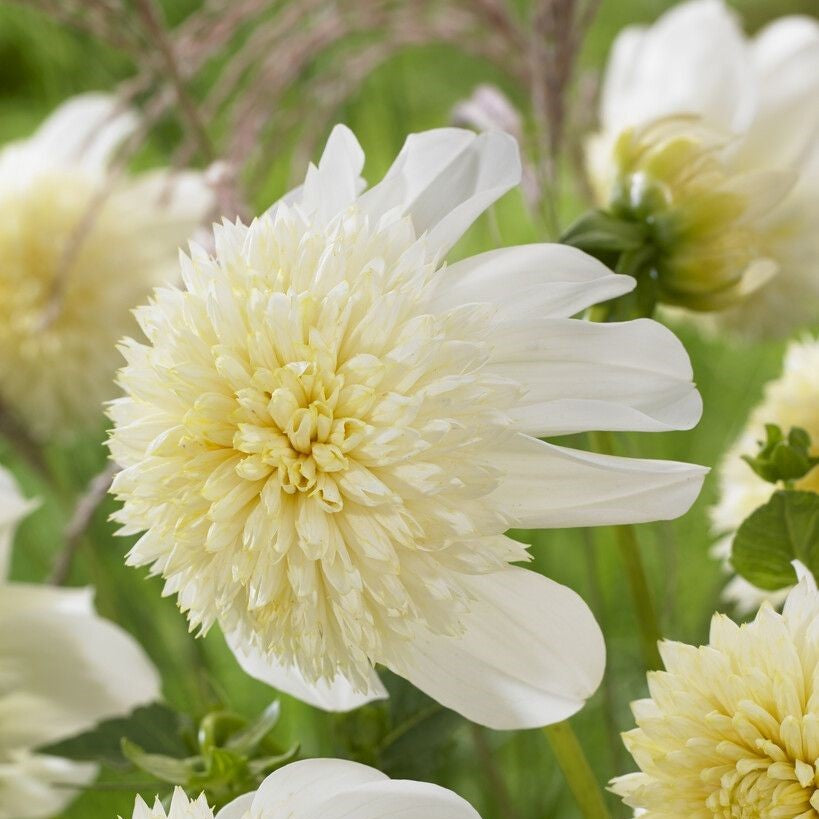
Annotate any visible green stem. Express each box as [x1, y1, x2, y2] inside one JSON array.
[[614, 523, 663, 671], [590, 431, 663, 671], [543, 721, 611, 819]]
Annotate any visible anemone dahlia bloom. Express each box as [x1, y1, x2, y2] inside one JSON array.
[[611, 567, 819, 817], [109, 125, 705, 729], [711, 337, 819, 612], [128, 759, 480, 819], [588, 0, 819, 335], [0, 465, 160, 818], [0, 93, 212, 439]]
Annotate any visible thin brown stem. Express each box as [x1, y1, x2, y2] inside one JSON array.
[[133, 0, 214, 162], [49, 462, 119, 585]]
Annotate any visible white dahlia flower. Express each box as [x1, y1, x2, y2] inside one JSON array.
[[128, 758, 480, 819], [109, 125, 706, 729], [711, 337, 819, 612], [0, 93, 213, 439], [0, 464, 161, 818], [611, 566, 819, 817], [588, 0, 819, 336]]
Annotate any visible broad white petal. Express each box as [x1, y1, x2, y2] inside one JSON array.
[[302, 780, 481, 819], [225, 633, 388, 712], [0, 584, 160, 749], [489, 433, 707, 528], [359, 129, 521, 257], [215, 793, 254, 819], [431, 244, 633, 319], [738, 16, 819, 170], [486, 317, 702, 435], [251, 759, 387, 815], [0, 751, 97, 819], [387, 567, 604, 730], [600, 0, 754, 135], [301, 125, 366, 224], [26, 93, 138, 171]]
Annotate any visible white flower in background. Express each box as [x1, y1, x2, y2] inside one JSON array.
[[589, 0, 819, 335], [611, 566, 819, 817], [711, 336, 819, 612], [109, 124, 706, 730], [0, 93, 213, 439], [0, 464, 161, 819], [127, 759, 480, 819], [128, 788, 213, 819]]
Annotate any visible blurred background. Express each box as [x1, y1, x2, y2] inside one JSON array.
[[1, 0, 817, 815]]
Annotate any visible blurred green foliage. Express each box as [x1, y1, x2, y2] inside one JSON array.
[[0, 0, 817, 816]]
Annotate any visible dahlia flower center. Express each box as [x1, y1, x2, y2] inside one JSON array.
[[232, 360, 367, 511]]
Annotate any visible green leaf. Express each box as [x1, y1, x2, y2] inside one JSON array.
[[38, 703, 191, 769], [731, 490, 819, 590]]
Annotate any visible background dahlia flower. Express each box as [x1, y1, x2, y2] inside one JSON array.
[[611, 565, 819, 817], [129, 758, 480, 819], [108, 124, 706, 730], [0, 93, 213, 439], [0, 465, 161, 818], [711, 336, 819, 612], [587, 0, 819, 336]]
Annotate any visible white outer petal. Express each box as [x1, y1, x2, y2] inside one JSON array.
[[301, 124, 366, 225], [225, 632, 388, 712], [246, 759, 388, 816], [214, 793, 254, 819], [301, 780, 482, 819], [737, 15, 819, 171], [486, 317, 702, 436], [386, 567, 604, 730], [431, 244, 634, 320], [358, 128, 521, 258], [0, 584, 160, 750], [489, 433, 707, 528], [599, 0, 755, 136]]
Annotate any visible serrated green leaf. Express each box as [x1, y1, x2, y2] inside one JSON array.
[[38, 702, 191, 769], [732, 490, 819, 590]]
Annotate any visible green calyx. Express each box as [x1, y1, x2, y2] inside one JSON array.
[[121, 702, 298, 806], [742, 424, 819, 486]]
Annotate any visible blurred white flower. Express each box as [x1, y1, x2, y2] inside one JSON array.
[[589, 0, 819, 335], [611, 566, 819, 817], [0, 464, 161, 818], [0, 93, 213, 439], [128, 788, 213, 819], [109, 124, 705, 730], [711, 336, 819, 612]]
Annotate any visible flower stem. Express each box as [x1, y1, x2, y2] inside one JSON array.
[[589, 431, 663, 671], [543, 720, 611, 819], [614, 523, 663, 670]]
